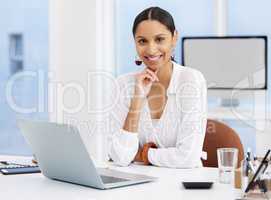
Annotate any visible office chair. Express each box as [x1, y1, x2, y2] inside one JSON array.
[[202, 119, 244, 168]]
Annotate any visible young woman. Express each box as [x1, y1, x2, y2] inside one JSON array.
[[108, 7, 207, 168]]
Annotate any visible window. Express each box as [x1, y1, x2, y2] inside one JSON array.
[[9, 34, 24, 74], [0, 1, 48, 156]]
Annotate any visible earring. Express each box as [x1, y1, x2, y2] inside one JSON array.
[[135, 55, 142, 66], [171, 49, 175, 61]]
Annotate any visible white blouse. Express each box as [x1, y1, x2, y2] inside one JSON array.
[[108, 61, 207, 168]]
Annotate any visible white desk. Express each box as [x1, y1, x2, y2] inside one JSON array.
[[0, 155, 243, 200]]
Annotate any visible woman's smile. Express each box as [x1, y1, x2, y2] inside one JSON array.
[[144, 54, 163, 61]]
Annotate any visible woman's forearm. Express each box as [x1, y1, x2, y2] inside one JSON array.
[[123, 67, 156, 132], [123, 96, 144, 132]]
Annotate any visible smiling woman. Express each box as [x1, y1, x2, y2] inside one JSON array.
[[108, 7, 207, 168], [134, 20, 177, 72], [133, 7, 177, 72]]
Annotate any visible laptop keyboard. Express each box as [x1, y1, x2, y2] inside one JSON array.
[[100, 175, 129, 184]]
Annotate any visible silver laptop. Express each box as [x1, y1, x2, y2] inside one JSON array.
[[17, 119, 157, 189]]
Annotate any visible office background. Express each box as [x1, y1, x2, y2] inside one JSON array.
[[0, 0, 48, 155], [0, 0, 271, 156]]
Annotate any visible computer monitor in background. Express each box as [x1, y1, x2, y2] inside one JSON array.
[[182, 36, 268, 107]]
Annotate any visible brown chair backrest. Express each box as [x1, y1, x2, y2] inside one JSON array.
[[202, 119, 244, 168]]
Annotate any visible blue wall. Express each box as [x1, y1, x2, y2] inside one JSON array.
[[228, 0, 271, 90], [0, 0, 48, 155]]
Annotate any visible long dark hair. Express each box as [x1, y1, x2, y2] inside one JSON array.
[[132, 7, 176, 37]]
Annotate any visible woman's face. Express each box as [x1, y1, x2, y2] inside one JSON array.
[[134, 20, 177, 72]]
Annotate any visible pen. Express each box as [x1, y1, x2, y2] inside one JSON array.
[[245, 149, 251, 176], [248, 160, 256, 173], [0, 161, 33, 167], [0, 161, 9, 165]]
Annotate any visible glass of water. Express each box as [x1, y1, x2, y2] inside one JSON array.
[[217, 148, 238, 184]]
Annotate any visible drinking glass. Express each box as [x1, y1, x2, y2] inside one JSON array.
[[217, 148, 238, 184]]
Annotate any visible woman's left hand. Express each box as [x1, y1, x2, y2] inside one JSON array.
[[134, 148, 143, 162], [133, 142, 158, 164], [141, 142, 157, 165]]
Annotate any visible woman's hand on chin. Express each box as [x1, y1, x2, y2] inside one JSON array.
[[134, 68, 159, 98]]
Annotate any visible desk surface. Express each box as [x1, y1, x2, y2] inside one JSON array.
[[0, 155, 242, 200]]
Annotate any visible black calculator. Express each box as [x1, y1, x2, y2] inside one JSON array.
[[182, 181, 213, 189]]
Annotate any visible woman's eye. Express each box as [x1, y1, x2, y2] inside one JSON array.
[[156, 37, 165, 43], [138, 39, 146, 44]]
